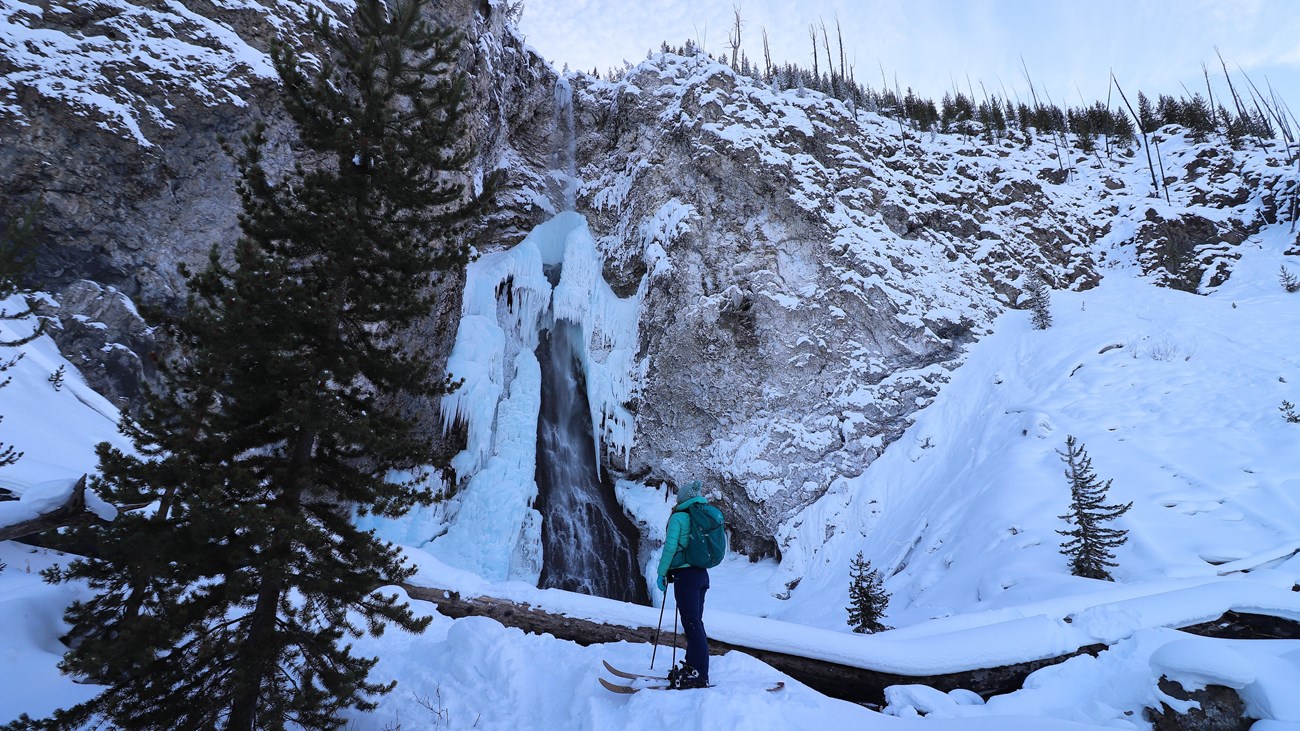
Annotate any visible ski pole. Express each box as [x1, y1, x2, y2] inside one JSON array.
[[650, 590, 668, 669], [671, 605, 679, 668]]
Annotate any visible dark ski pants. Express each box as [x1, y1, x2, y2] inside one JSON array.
[[672, 566, 710, 681]]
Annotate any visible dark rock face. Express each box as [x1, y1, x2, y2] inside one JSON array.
[[1133, 210, 1249, 293], [35, 280, 158, 412], [1, 0, 558, 411], [1147, 677, 1252, 731]]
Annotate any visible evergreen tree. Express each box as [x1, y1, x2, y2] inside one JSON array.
[[846, 551, 890, 634], [1279, 265, 1300, 293], [30, 1, 497, 728], [1136, 91, 1158, 134], [1056, 436, 1132, 581], [1029, 274, 1053, 330]]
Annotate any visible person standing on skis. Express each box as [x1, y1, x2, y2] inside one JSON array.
[[656, 478, 726, 689]]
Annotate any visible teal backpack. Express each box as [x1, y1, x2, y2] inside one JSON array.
[[677, 503, 727, 568]]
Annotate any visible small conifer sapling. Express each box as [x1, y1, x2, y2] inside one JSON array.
[[846, 551, 891, 633], [47, 364, 65, 391], [1029, 275, 1053, 329], [1281, 400, 1300, 424], [1280, 266, 1300, 294], [1056, 436, 1132, 580]]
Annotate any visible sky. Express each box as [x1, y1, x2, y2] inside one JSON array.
[[518, 0, 1300, 115]]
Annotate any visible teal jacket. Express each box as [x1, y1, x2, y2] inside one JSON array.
[[657, 496, 708, 580]]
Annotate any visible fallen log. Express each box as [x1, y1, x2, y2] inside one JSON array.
[[400, 583, 1104, 705], [0, 475, 96, 542]]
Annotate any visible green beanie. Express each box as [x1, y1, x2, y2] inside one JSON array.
[[678, 479, 703, 504]]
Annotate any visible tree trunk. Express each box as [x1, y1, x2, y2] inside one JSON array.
[[227, 427, 314, 730], [400, 584, 1101, 705], [402, 584, 1300, 707]]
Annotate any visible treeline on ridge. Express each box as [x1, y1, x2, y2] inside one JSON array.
[[644, 34, 1288, 156]]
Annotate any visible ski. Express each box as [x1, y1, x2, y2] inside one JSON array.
[[599, 676, 786, 694], [599, 677, 672, 694], [602, 659, 665, 681]]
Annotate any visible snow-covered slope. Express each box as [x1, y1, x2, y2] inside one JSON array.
[[5, 214, 1300, 729], [4, 13, 1300, 728], [771, 223, 1300, 623]]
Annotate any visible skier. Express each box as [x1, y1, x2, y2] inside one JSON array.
[[656, 478, 715, 689]]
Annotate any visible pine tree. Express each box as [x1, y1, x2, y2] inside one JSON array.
[[1056, 436, 1132, 581], [1136, 91, 1158, 134], [846, 551, 891, 634], [1029, 274, 1053, 329], [33, 1, 497, 729]]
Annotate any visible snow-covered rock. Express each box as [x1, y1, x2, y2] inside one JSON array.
[[559, 52, 1295, 557]]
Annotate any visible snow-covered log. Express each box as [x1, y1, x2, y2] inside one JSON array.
[[403, 582, 1109, 703], [0, 475, 95, 542]]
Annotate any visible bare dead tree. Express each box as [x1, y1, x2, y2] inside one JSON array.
[[1104, 77, 1115, 158], [1148, 120, 1171, 204], [1268, 84, 1300, 231], [1237, 70, 1300, 231], [1218, 47, 1267, 151], [835, 14, 846, 80], [1040, 82, 1075, 183], [895, 71, 908, 145], [820, 19, 833, 88], [809, 24, 819, 80], [1203, 62, 1228, 147], [727, 4, 742, 68], [761, 26, 772, 81], [1240, 67, 1291, 158], [1112, 72, 1161, 198]]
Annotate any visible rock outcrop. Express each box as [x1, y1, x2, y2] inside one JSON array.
[[4, 5, 1295, 569], [560, 54, 1292, 558], [1, 0, 560, 410]]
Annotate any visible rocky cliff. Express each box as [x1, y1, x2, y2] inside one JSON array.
[[4, 3, 1296, 570], [0, 0, 559, 409], [563, 54, 1295, 559]]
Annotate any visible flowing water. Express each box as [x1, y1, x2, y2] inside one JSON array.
[[534, 318, 646, 604]]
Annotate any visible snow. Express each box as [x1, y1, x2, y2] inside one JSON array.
[[6, 54, 1300, 730], [0, 477, 116, 526], [0, 296, 129, 494], [6, 228, 1300, 730], [1150, 637, 1256, 689], [0, 0, 349, 145]]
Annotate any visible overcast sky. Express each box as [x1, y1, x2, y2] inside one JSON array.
[[518, 0, 1300, 115]]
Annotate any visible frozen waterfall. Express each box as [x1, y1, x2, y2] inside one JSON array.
[[369, 77, 650, 604], [371, 209, 646, 603]]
